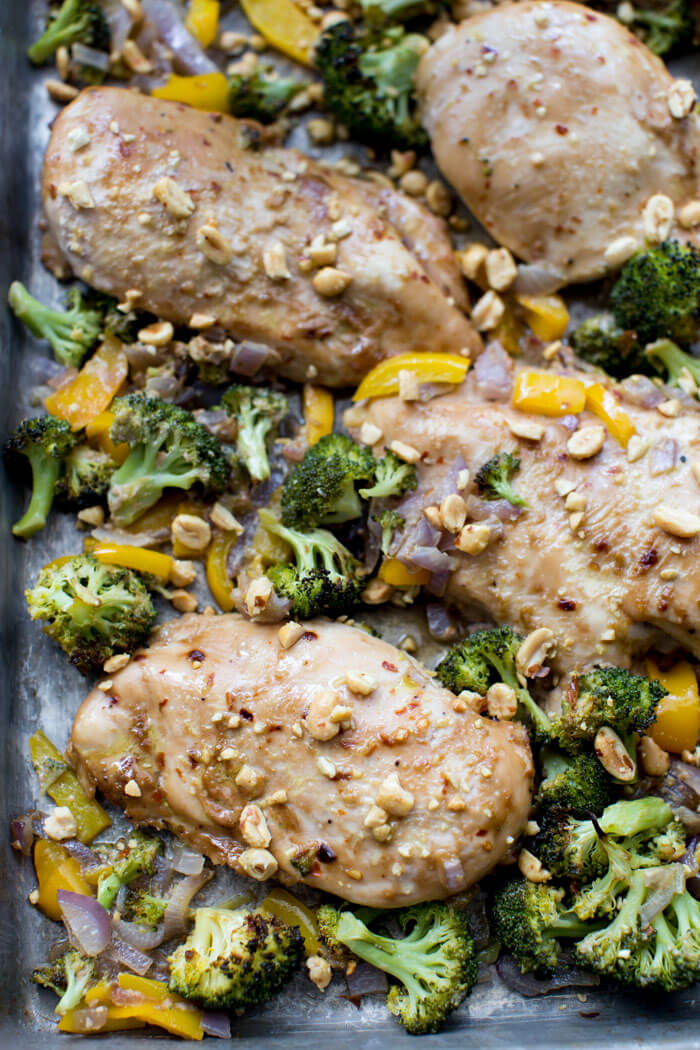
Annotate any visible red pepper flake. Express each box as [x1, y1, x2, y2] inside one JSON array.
[[555, 124, 568, 135], [302, 631, 318, 642], [188, 649, 206, 663], [240, 708, 253, 721], [557, 597, 577, 611], [382, 661, 398, 672]]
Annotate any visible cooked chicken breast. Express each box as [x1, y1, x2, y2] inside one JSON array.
[[41, 87, 480, 387], [70, 614, 533, 907], [417, 1, 700, 284], [346, 347, 700, 674]]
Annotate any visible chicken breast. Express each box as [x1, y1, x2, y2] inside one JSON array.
[[346, 346, 700, 675], [417, 1, 700, 284], [70, 614, 533, 908], [41, 87, 480, 387]]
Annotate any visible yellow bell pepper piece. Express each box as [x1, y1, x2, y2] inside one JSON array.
[[118, 974, 172, 1002], [34, 840, 93, 921], [152, 72, 230, 112], [647, 660, 700, 755], [378, 558, 430, 587], [585, 383, 636, 447], [513, 371, 586, 417], [516, 294, 570, 341], [45, 336, 128, 431], [84, 981, 115, 1006], [303, 384, 334, 445], [85, 410, 129, 464], [492, 306, 524, 356], [240, 0, 318, 65], [185, 0, 219, 47], [30, 731, 111, 843], [58, 1010, 145, 1033], [91, 542, 174, 582], [206, 531, 238, 611], [260, 887, 320, 955], [354, 352, 470, 402]]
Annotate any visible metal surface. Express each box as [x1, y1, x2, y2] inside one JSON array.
[[1, 1, 700, 1045]]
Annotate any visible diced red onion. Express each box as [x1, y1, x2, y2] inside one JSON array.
[[113, 917, 166, 951], [110, 932, 153, 975], [171, 843, 205, 876], [142, 0, 218, 74], [639, 863, 687, 926], [426, 603, 457, 642], [427, 569, 451, 597], [103, 0, 132, 55], [649, 438, 678, 477], [473, 344, 513, 402], [343, 962, 388, 998], [201, 1011, 233, 1038], [72, 42, 111, 71], [91, 524, 171, 548], [232, 341, 280, 377], [441, 857, 465, 891], [496, 955, 599, 997], [163, 869, 212, 941], [513, 263, 565, 297], [557, 414, 580, 433], [466, 495, 519, 524], [57, 890, 112, 957], [62, 1006, 108, 1034], [61, 839, 103, 874], [618, 375, 664, 409], [10, 817, 35, 855], [404, 547, 454, 575]]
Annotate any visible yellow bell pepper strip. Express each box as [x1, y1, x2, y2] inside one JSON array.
[[85, 410, 129, 464], [58, 1009, 145, 1033], [512, 371, 586, 417], [585, 383, 636, 448], [84, 981, 116, 1006], [240, 0, 318, 65], [34, 840, 93, 921], [491, 306, 524, 356], [91, 542, 174, 583], [303, 384, 334, 446], [647, 660, 700, 755], [260, 887, 320, 955], [151, 72, 230, 113], [185, 0, 219, 47], [45, 336, 128, 431], [516, 294, 570, 341], [30, 731, 111, 843], [378, 558, 430, 588], [206, 531, 238, 611], [353, 352, 470, 402]]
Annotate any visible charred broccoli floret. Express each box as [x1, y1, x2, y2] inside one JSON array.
[[168, 906, 304, 1009], [33, 950, 97, 1015], [221, 384, 288, 483], [95, 831, 163, 910], [107, 394, 229, 526], [359, 0, 441, 22], [56, 445, 117, 507], [610, 241, 700, 348], [260, 508, 365, 618], [535, 748, 616, 816], [492, 878, 592, 975], [475, 452, 528, 508], [595, 0, 693, 55], [569, 314, 646, 378], [8, 282, 103, 368], [373, 508, 405, 554], [359, 450, 417, 500], [82, 289, 147, 344], [122, 888, 169, 929], [555, 666, 666, 756], [437, 626, 552, 740], [25, 554, 156, 673], [5, 415, 78, 538], [28, 0, 110, 64], [228, 67, 304, 121], [531, 807, 608, 880], [281, 433, 375, 529], [316, 903, 477, 1034], [314, 21, 428, 151]]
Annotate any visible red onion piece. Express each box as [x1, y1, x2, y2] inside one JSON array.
[[427, 569, 451, 597], [201, 1011, 233, 1038], [473, 344, 513, 402], [426, 603, 457, 642], [343, 962, 388, 998], [103, 0, 131, 55], [618, 375, 665, 409], [496, 955, 600, 997], [513, 264, 565, 297], [171, 843, 205, 876], [110, 932, 153, 975], [163, 869, 213, 941], [61, 839, 103, 874], [232, 341, 280, 377], [639, 863, 687, 926], [10, 817, 35, 855], [441, 857, 465, 891], [72, 42, 111, 71], [141, 0, 218, 74], [57, 890, 112, 957], [649, 438, 679, 477], [62, 1006, 109, 1033], [404, 547, 455, 575], [113, 917, 166, 951]]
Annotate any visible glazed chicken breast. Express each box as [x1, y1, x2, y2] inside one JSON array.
[[41, 87, 480, 387], [347, 346, 700, 675], [70, 614, 533, 908], [417, 1, 700, 285]]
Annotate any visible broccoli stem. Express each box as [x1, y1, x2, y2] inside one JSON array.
[[336, 912, 440, 998], [8, 281, 100, 367], [12, 448, 61, 539], [97, 872, 122, 911], [28, 0, 90, 63], [645, 338, 700, 389]]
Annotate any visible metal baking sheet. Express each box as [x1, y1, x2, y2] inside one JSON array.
[[2, 1, 700, 1045]]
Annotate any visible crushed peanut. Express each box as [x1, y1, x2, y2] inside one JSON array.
[[345, 670, 377, 696], [565, 491, 587, 512], [312, 266, 352, 297], [103, 653, 130, 674], [197, 224, 234, 265], [425, 180, 452, 217], [138, 321, 174, 347], [170, 559, 197, 587], [566, 424, 606, 460], [278, 621, 306, 649], [152, 176, 194, 218], [668, 78, 696, 119], [235, 764, 265, 794], [603, 235, 638, 268], [307, 117, 336, 145], [122, 38, 152, 73], [238, 848, 278, 880], [678, 200, 700, 229], [518, 848, 551, 883], [364, 804, 388, 829], [171, 513, 211, 552], [188, 312, 216, 329], [455, 522, 491, 555], [46, 79, 78, 103], [653, 504, 700, 538], [245, 576, 274, 616], [471, 290, 505, 331], [66, 126, 91, 152], [308, 235, 337, 268], [440, 493, 467, 533], [171, 589, 198, 613], [124, 778, 142, 798], [399, 170, 428, 196], [317, 755, 337, 779], [239, 804, 271, 848], [657, 398, 681, 418], [627, 435, 650, 463], [77, 505, 104, 527], [58, 180, 94, 209], [376, 772, 414, 817], [398, 369, 420, 401], [423, 504, 443, 529], [388, 440, 420, 464], [642, 194, 674, 243], [457, 243, 488, 281], [640, 736, 670, 777], [516, 627, 555, 681], [263, 241, 291, 280], [304, 690, 341, 741], [508, 418, 544, 441], [487, 682, 518, 720], [595, 726, 636, 781], [359, 421, 383, 446], [44, 806, 78, 841], [306, 955, 332, 990], [209, 502, 242, 533], [485, 247, 517, 291]]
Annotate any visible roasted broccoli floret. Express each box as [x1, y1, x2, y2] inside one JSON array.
[[168, 906, 304, 1009], [281, 433, 376, 529], [359, 0, 441, 23], [221, 384, 288, 483], [5, 415, 78, 538], [492, 878, 592, 975], [437, 626, 552, 739], [359, 450, 417, 500], [56, 445, 117, 507], [314, 21, 428, 151], [608, 0, 693, 55], [260, 508, 365, 618], [475, 452, 528, 508], [373, 508, 405, 555], [610, 241, 700, 348], [569, 314, 647, 378], [25, 554, 156, 673], [33, 950, 97, 1015], [535, 748, 616, 816], [555, 666, 666, 755], [28, 0, 110, 64], [107, 394, 229, 526], [531, 807, 608, 880], [228, 67, 304, 121], [122, 888, 169, 929], [95, 831, 163, 910], [645, 337, 700, 393], [317, 903, 477, 1034], [82, 289, 146, 344], [8, 282, 103, 368]]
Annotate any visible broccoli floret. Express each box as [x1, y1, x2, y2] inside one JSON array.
[[82, 289, 147, 344], [281, 433, 376, 529], [359, 450, 417, 500], [437, 626, 552, 740], [8, 282, 103, 369], [168, 906, 303, 1009], [555, 666, 666, 755], [610, 241, 700, 348], [536, 748, 616, 816], [122, 887, 169, 929], [317, 903, 477, 1034], [613, 0, 693, 55], [574, 868, 650, 977], [25, 554, 156, 674], [95, 830, 162, 910], [28, 0, 110, 64], [260, 508, 365, 618], [373, 508, 405, 555], [531, 807, 608, 880], [475, 452, 528, 508], [492, 878, 592, 975], [314, 22, 428, 151], [107, 394, 229, 526], [5, 415, 78, 538], [644, 337, 700, 394], [228, 67, 304, 121], [569, 314, 647, 378], [33, 950, 97, 1015], [359, 0, 441, 23], [56, 445, 117, 507], [221, 384, 288, 483]]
